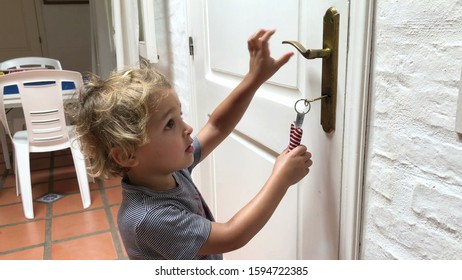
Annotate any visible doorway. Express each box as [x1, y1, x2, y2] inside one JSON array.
[[188, 0, 373, 259], [0, 0, 44, 61], [0, 0, 92, 73]]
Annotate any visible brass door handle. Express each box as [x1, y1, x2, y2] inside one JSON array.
[[282, 40, 331, 59], [283, 7, 339, 133]]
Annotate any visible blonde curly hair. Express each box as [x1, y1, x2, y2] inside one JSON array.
[[68, 65, 172, 178]]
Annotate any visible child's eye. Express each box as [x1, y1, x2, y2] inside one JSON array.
[[165, 120, 174, 130]]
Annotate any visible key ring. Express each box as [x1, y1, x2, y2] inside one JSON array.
[[294, 99, 311, 115]]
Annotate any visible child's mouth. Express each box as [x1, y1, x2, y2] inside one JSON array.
[[185, 144, 194, 153]]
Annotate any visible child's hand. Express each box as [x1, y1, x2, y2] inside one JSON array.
[[271, 145, 312, 188], [247, 29, 294, 85]]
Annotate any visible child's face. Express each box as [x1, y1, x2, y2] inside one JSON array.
[[133, 90, 195, 175]]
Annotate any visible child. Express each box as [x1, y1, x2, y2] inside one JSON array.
[[71, 29, 313, 260]]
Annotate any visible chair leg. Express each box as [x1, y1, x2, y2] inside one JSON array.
[[0, 125, 11, 170], [14, 149, 20, 196], [69, 142, 91, 209], [14, 142, 34, 219]]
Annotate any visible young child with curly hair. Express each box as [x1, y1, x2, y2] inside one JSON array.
[[70, 29, 312, 260]]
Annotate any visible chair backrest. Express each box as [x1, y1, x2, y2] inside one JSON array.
[[0, 70, 83, 152], [0, 57, 62, 70]]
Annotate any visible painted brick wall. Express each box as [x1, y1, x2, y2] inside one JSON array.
[[361, 0, 462, 259], [161, 0, 462, 259], [154, 0, 193, 124]]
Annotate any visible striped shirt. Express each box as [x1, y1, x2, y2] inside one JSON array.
[[117, 138, 223, 260]]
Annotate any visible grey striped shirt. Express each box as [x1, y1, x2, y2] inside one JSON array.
[[117, 138, 223, 260]]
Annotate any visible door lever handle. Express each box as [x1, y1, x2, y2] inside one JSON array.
[[282, 41, 331, 59], [282, 7, 339, 133]]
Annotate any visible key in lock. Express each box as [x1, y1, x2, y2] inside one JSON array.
[[288, 99, 311, 151]]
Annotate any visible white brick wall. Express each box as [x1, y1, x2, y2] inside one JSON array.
[[161, 0, 462, 259], [361, 0, 462, 259], [154, 0, 192, 123]]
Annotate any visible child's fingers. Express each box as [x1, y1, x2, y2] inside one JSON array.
[[247, 40, 254, 53], [276, 52, 294, 67], [258, 29, 276, 55], [306, 157, 313, 168], [250, 29, 266, 39], [248, 29, 267, 53], [258, 29, 276, 43], [249, 29, 275, 54], [290, 145, 308, 155]]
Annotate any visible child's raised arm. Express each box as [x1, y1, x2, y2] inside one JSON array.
[[198, 144, 312, 255], [195, 29, 294, 162]]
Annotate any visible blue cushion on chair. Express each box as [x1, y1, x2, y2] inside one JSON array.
[[3, 82, 76, 95], [3, 85, 19, 95]]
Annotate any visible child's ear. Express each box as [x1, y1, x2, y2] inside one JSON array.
[[110, 147, 138, 167]]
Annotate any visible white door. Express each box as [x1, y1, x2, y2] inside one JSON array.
[[189, 0, 360, 259], [0, 0, 43, 62]]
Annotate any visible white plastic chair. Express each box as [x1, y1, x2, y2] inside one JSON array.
[[0, 125, 10, 169], [0, 70, 91, 219], [0, 57, 63, 170], [0, 57, 62, 70]]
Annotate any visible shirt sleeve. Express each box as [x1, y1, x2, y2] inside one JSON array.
[[188, 137, 202, 173], [135, 203, 211, 260]]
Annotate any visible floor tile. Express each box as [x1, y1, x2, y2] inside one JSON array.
[[0, 184, 48, 206], [30, 152, 51, 160], [0, 202, 47, 225], [89, 180, 99, 190], [51, 232, 117, 260], [101, 176, 122, 188], [3, 175, 17, 189], [53, 177, 81, 194], [31, 169, 51, 185], [0, 220, 46, 252], [30, 157, 51, 171], [53, 153, 74, 168], [0, 186, 22, 205], [0, 149, 125, 259], [52, 190, 103, 216], [53, 165, 79, 181], [0, 246, 44, 260], [110, 205, 120, 228], [31, 183, 51, 199], [105, 186, 122, 205], [51, 209, 109, 241], [116, 230, 128, 258], [111, 206, 128, 258]]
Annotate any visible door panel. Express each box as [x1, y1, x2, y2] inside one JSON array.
[[190, 0, 349, 259], [214, 134, 298, 259], [208, 0, 299, 87], [0, 0, 43, 62]]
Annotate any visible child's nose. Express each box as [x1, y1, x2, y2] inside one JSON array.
[[184, 122, 193, 136]]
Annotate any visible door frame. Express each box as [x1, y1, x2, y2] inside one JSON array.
[[186, 0, 374, 260], [33, 0, 49, 56], [337, 0, 374, 259]]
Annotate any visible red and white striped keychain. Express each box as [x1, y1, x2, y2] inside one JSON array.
[[288, 99, 311, 151]]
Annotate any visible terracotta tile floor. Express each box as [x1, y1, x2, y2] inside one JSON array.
[[0, 144, 127, 260]]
